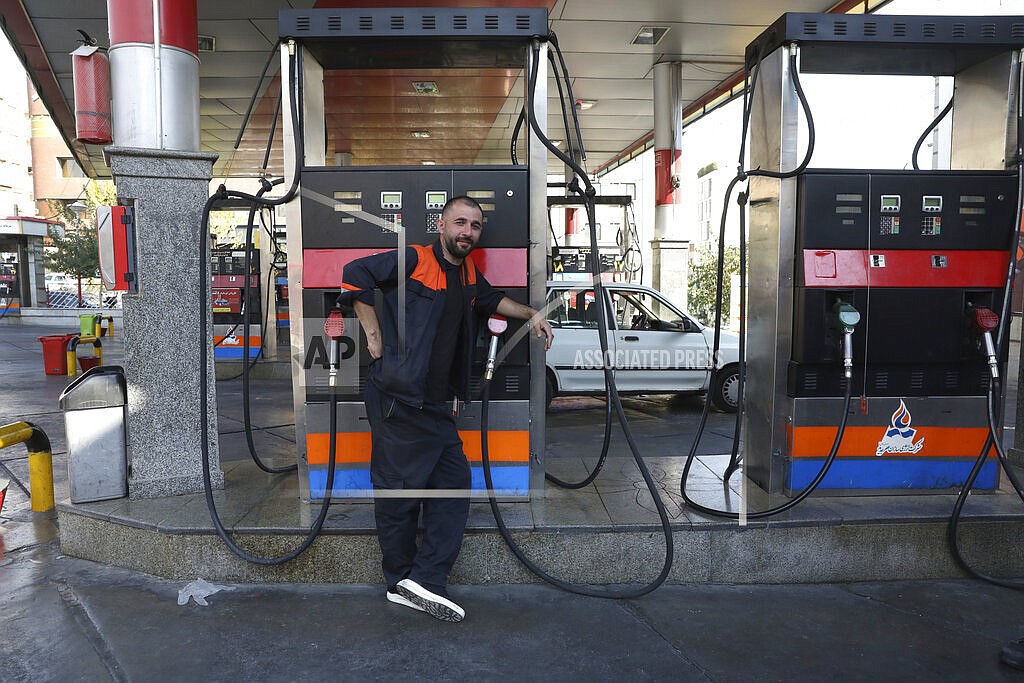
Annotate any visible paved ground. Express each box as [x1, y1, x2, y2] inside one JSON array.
[[4, 321, 1024, 680]]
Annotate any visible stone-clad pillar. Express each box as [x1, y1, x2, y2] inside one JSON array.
[[107, 146, 223, 498]]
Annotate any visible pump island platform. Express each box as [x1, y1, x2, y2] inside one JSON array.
[[2, 320, 1024, 587]]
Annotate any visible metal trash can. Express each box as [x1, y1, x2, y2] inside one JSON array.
[[59, 365, 128, 503]]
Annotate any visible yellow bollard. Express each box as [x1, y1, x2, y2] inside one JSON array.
[[0, 421, 54, 512], [28, 449, 54, 512]]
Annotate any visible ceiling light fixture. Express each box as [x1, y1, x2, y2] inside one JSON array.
[[631, 26, 669, 46], [421, 160, 436, 165], [411, 131, 431, 139], [412, 81, 439, 94]]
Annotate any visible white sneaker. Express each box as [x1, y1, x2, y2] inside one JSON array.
[[387, 587, 425, 612], [396, 578, 465, 622]]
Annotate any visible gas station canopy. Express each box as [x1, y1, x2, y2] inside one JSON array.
[[1, 0, 875, 179]]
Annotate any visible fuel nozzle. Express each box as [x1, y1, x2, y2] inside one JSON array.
[[971, 306, 1000, 380], [324, 307, 346, 386], [484, 315, 508, 381], [833, 301, 861, 379]]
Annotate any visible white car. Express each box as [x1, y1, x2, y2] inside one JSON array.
[[544, 281, 740, 412]]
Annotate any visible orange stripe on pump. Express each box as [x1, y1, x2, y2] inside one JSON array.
[[460, 430, 529, 462], [306, 430, 529, 464], [791, 426, 996, 458], [307, 432, 372, 464]]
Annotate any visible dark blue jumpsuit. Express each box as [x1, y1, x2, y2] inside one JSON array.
[[338, 241, 503, 590]]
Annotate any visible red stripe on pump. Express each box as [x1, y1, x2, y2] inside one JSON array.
[[303, 248, 394, 289], [802, 250, 1010, 288], [471, 248, 527, 287], [303, 247, 527, 289]]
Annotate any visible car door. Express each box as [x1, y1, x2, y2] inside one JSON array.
[[545, 285, 616, 392], [608, 286, 711, 392]]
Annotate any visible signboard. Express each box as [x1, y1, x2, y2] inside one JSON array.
[[212, 287, 241, 314]]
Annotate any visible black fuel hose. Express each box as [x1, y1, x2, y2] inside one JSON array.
[[947, 377, 1024, 589], [946, 64, 1024, 586], [544, 395, 613, 489], [477, 38, 673, 599], [911, 95, 954, 171], [680, 45, 856, 518], [199, 43, 342, 564], [240, 177, 296, 474], [200, 192, 338, 565]]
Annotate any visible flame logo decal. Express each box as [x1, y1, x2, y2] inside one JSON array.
[[885, 400, 915, 439], [877, 399, 925, 456]]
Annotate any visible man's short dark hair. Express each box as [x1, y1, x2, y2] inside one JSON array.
[[441, 195, 482, 218]]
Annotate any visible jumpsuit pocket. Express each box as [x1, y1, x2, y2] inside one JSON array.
[[383, 396, 399, 420]]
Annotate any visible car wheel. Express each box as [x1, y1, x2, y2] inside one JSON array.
[[545, 373, 555, 410], [710, 364, 740, 413]]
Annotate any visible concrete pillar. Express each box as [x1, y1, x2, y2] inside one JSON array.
[[651, 61, 687, 303], [650, 239, 690, 310], [108, 147, 223, 499]]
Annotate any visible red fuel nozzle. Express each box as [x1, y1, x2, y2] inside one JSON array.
[[972, 307, 999, 334], [487, 314, 508, 336], [324, 307, 346, 340], [485, 315, 507, 381], [971, 307, 1000, 380]]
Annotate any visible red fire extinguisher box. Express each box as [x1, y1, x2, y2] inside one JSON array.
[[71, 45, 112, 145]]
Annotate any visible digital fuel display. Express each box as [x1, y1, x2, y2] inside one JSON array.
[[880, 195, 901, 212], [380, 191, 402, 209]]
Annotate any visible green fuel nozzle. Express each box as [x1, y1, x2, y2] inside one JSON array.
[[832, 301, 861, 379]]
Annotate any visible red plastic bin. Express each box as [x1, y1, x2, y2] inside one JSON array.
[[38, 334, 75, 375]]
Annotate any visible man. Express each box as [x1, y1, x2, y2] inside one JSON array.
[[337, 195, 553, 622]]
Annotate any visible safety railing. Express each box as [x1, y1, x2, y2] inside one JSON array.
[[0, 422, 54, 512], [67, 336, 103, 377]]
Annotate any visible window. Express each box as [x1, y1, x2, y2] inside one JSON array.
[[612, 289, 692, 332], [546, 288, 600, 328], [57, 157, 86, 178]]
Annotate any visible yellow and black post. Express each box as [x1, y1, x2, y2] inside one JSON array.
[[0, 421, 54, 512]]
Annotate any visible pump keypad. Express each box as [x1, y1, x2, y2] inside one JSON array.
[[920, 216, 941, 236], [879, 216, 900, 235]]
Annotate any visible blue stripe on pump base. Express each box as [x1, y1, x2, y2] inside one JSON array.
[[309, 465, 530, 499], [787, 458, 998, 491]]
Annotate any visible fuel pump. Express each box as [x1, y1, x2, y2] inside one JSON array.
[[682, 14, 1024, 525]]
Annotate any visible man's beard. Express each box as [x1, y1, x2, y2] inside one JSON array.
[[444, 233, 475, 259]]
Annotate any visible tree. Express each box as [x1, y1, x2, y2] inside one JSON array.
[[46, 180, 117, 307], [687, 242, 740, 327]]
